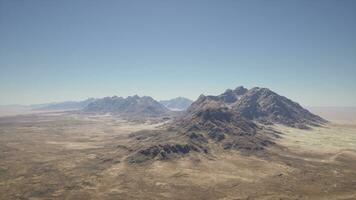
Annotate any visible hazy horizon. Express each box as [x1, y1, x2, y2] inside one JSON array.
[[1, 0, 356, 106], [2, 90, 356, 108]]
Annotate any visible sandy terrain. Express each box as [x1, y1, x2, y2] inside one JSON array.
[[0, 111, 355, 200]]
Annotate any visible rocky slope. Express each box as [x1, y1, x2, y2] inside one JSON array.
[[128, 106, 277, 163], [83, 95, 169, 117], [176, 106, 276, 150]]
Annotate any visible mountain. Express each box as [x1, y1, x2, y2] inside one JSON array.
[[33, 98, 96, 111], [160, 97, 193, 111], [188, 86, 326, 128], [83, 95, 169, 117], [127, 86, 325, 163]]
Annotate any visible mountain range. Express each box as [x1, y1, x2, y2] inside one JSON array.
[[83, 95, 170, 117], [5, 86, 325, 128]]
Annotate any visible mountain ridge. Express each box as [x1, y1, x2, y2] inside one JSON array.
[[83, 95, 170, 117]]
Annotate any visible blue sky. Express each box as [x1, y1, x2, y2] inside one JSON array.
[[0, 0, 355, 106]]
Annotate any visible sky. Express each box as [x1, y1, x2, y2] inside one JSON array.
[[0, 0, 355, 106]]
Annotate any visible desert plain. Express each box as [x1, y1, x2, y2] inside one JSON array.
[[0, 110, 356, 200]]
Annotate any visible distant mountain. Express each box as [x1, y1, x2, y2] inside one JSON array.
[[33, 98, 96, 110], [160, 97, 193, 111], [83, 95, 169, 117], [187, 86, 326, 128]]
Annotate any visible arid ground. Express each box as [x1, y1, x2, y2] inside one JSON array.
[[0, 111, 356, 200]]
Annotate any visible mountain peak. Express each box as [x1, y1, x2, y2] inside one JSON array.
[[185, 86, 326, 128], [233, 86, 248, 94]]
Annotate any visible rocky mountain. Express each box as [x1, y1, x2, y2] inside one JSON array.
[[83, 95, 169, 117], [188, 86, 326, 128], [160, 97, 193, 111], [126, 86, 326, 163]]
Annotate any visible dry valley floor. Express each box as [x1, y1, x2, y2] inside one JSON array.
[[0, 112, 356, 200]]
